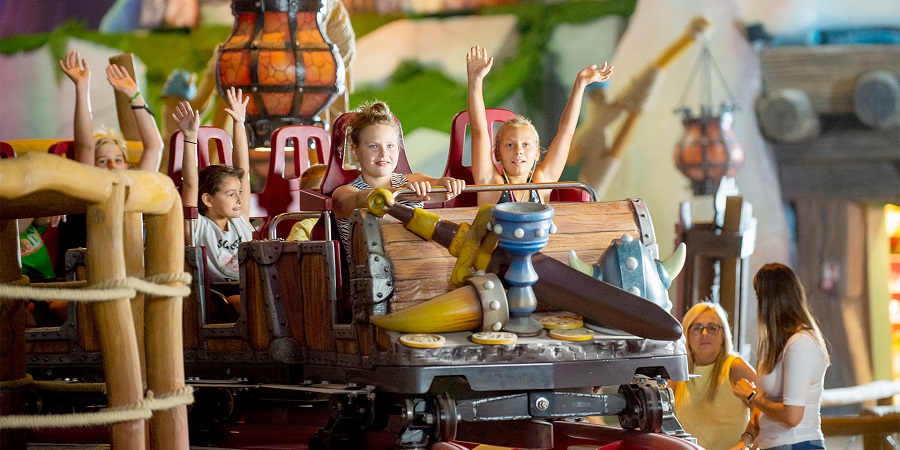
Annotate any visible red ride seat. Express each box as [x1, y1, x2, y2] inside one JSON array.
[[0, 141, 15, 159], [168, 126, 234, 190], [259, 125, 330, 239], [440, 108, 515, 208]]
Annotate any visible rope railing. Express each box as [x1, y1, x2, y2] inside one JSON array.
[[0, 271, 194, 430]]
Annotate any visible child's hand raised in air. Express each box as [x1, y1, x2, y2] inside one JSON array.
[[105, 64, 139, 99], [575, 61, 614, 88], [172, 100, 200, 135], [466, 45, 494, 82], [224, 87, 249, 124], [59, 51, 90, 87]]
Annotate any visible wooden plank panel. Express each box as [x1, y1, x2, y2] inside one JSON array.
[[759, 45, 900, 114], [779, 162, 900, 201], [301, 252, 336, 353]]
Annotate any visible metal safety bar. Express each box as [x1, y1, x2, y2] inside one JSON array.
[[393, 181, 597, 202]]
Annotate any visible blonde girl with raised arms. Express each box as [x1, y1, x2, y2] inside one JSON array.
[[466, 45, 612, 205]]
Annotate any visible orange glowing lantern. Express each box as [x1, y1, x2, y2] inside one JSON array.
[[673, 40, 744, 195], [674, 106, 744, 195], [217, 0, 345, 147]]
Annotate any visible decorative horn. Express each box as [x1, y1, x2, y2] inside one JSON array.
[[568, 250, 594, 277], [662, 242, 687, 280]]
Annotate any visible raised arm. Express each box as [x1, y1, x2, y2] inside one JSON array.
[[224, 87, 251, 221], [106, 64, 164, 171], [536, 62, 613, 183], [466, 46, 496, 185], [173, 100, 201, 212], [59, 51, 94, 165]]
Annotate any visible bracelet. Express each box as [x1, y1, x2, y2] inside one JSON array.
[[747, 390, 758, 403], [129, 91, 141, 103], [741, 431, 755, 448], [183, 139, 197, 145], [130, 104, 155, 118]]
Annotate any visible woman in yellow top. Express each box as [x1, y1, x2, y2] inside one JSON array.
[[674, 302, 758, 450]]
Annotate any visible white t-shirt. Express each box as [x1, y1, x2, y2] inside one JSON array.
[[194, 215, 255, 283], [757, 331, 828, 448]]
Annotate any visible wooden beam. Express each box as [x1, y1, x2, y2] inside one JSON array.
[[760, 45, 900, 114]]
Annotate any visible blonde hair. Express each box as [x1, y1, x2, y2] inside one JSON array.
[[493, 115, 541, 162], [94, 127, 129, 161], [342, 101, 401, 171], [753, 263, 830, 375], [675, 302, 735, 404]]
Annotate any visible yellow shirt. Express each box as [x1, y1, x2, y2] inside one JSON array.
[[674, 354, 750, 450], [286, 217, 318, 241]]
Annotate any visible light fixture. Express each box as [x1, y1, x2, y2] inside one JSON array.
[[216, 0, 345, 147]]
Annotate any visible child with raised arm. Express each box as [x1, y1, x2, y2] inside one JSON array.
[[466, 45, 613, 205], [59, 50, 164, 171], [55, 50, 166, 275], [172, 87, 254, 283], [332, 101, 465, 253]]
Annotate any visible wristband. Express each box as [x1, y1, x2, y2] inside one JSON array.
[[130, 104, 155, 118], [183, 139, 197, 145], [747, 390, 757, 403], [129, 91, 141, 103]]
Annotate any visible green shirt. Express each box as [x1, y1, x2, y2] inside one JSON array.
[[20, 224, 55, 280]]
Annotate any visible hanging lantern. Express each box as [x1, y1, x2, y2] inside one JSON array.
[[673, 40, 744, 196], [217, 0, 345, 147], [674, 105, 745, 196]]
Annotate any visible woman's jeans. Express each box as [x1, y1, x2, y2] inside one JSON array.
[[764, 440, 826, 450]]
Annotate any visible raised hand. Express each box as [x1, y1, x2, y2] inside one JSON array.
[[466, 45, 494, 82], [575, 61, 614, 87], [224, 86, 248, 123], [105, 64, 139, 99], [59, 50, 90, 86], [172, 100, 200, 135]]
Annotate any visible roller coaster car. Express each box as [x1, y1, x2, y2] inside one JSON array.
[[22, 111, 695, 448]]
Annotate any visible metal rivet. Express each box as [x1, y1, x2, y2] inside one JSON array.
[[493, 224, 503, 234], [484, 280, 495, 290], [489, 300, 500, 311], [549, 223, 557, 234], [629, 286, 641, 296], [514, 228, 524, 238], [535, 228, 545, 238], [535, 397, 549, 411], [492, 322, 503, 331], [625, 257, 639, 270], [622, 234, 634, 242]]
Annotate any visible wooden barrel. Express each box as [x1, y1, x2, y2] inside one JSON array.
[[756, 88, 820, 142], [854, 70, 900, 129], [348, 200, 656, 313]]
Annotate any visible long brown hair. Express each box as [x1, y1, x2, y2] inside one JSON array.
[[754, 263, 829, 374]]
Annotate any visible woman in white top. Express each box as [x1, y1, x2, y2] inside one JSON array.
[[731, 263, 830, 450]]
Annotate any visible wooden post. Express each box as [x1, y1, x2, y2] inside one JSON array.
[[0, 219, 27, 450], [86, 182, 146, 449], [109, 53, 141, 142], [144, 190, 189, 449]]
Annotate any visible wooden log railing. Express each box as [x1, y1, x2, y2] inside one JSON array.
[[0, 153, 192, 449]]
